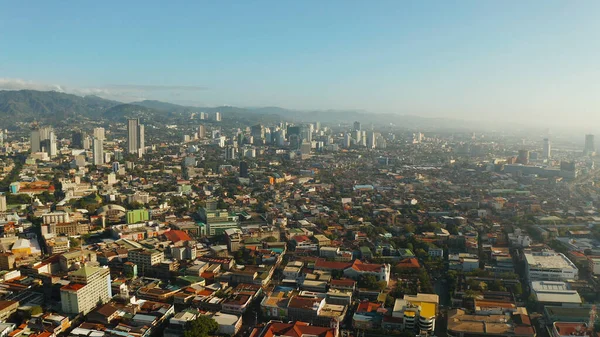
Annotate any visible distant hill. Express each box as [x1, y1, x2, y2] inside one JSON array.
[[131, 100, 193, 114], [0, 89, 477, 131], [0, 90, 120, 126], [103, 103, 162, 121]]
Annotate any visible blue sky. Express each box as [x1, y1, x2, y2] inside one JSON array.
[[1, 1, 599, 126]]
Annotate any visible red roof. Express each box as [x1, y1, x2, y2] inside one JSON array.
[[292, 235, 310, 243], [61, 283, 86, 291], [164, 230, 192, 243], [262, 321, 335, 337], [330, 279, 356, 287], [288, 296, 322, 310], [357, 301, 382, 313], [396, 257, 421, 269], [314, 258, 352, 270]]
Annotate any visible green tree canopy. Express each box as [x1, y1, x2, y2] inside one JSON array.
[[184, 315, 219, 337]]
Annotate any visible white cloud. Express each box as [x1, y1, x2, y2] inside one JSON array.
[[0, 78, 213, 103], [0, 78, 65, 92]]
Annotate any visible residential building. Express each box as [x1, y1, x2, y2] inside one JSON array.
[[128, 249, 164, 274], [0, 301, 18, 322], [343, 260, 391, 285], [60, 265, 112, 315], [447, 308, 535, 337]]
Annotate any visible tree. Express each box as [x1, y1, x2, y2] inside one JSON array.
[[69, 237, 81, 248], [30, 305, 43, 316], [184, 315, 219, 337]]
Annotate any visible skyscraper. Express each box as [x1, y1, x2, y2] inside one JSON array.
[[251, 124, 265, 144], [48, 130, 57, 158], [93, 127, 105, 141], [215, 112, 222, 122], [30, 129, 41, 153], [93, 138, 104, 166], [343, 133, 352, 148], [127, 119, 145, 157], [239, 161, 249, 178], [517, 150, 530, 165], [584, 134, 595, 155], [198, 125, 206, 139], [72, 130, 85, 149], [353, 121, 361, 132], [543, 138, 551, 159], [0, 194, 6, 212], [299, 125, 312, 143], [367, 132, 376, 149]]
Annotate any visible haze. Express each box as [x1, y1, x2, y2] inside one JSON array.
[[1, 1, 599, 129]]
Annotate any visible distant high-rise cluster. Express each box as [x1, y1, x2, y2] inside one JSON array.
[[31, 125, 57, 158], [127, 119, 145, 157]]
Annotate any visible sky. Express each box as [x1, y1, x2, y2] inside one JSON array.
[[1, 1, 600, 128]]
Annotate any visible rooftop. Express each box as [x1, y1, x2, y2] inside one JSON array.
[[525, 251, 577, 270]]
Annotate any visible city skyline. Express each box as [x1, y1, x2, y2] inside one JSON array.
[[2, 1, 600, 128]]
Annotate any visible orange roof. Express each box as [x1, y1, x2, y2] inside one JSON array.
[[351, 259, 383, 272], [163, 230, 192, 243], [396, 258, 421, 269]]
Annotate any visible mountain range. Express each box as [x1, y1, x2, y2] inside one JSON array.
[[0, 89, 476, 130]]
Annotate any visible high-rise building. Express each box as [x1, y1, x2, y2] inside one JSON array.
[[72, 130, 85, 149], [226, 147, 238, 160], [0, 194, 6, 212], [353, 121, 361, 132], [215, 112, 222, 122], [198, 125, 206, 139], [367, 132, 376, 149], [354, 130, 361, 143], [584, 134, 595, 155], [299, 125, 312, 143], [93, 127, 105, 141], [48, 130, 57, 158], [93, 138, 104, 166], [239, 161, 249, 178], [543, 138, 551, 159], [127, 119, 145, 157], [60, 265, 112, 315], [30, 129, 41, 153], [517, 150, 530, 165], [251, 124, 265, 141], [344, 133, 352, 148]]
